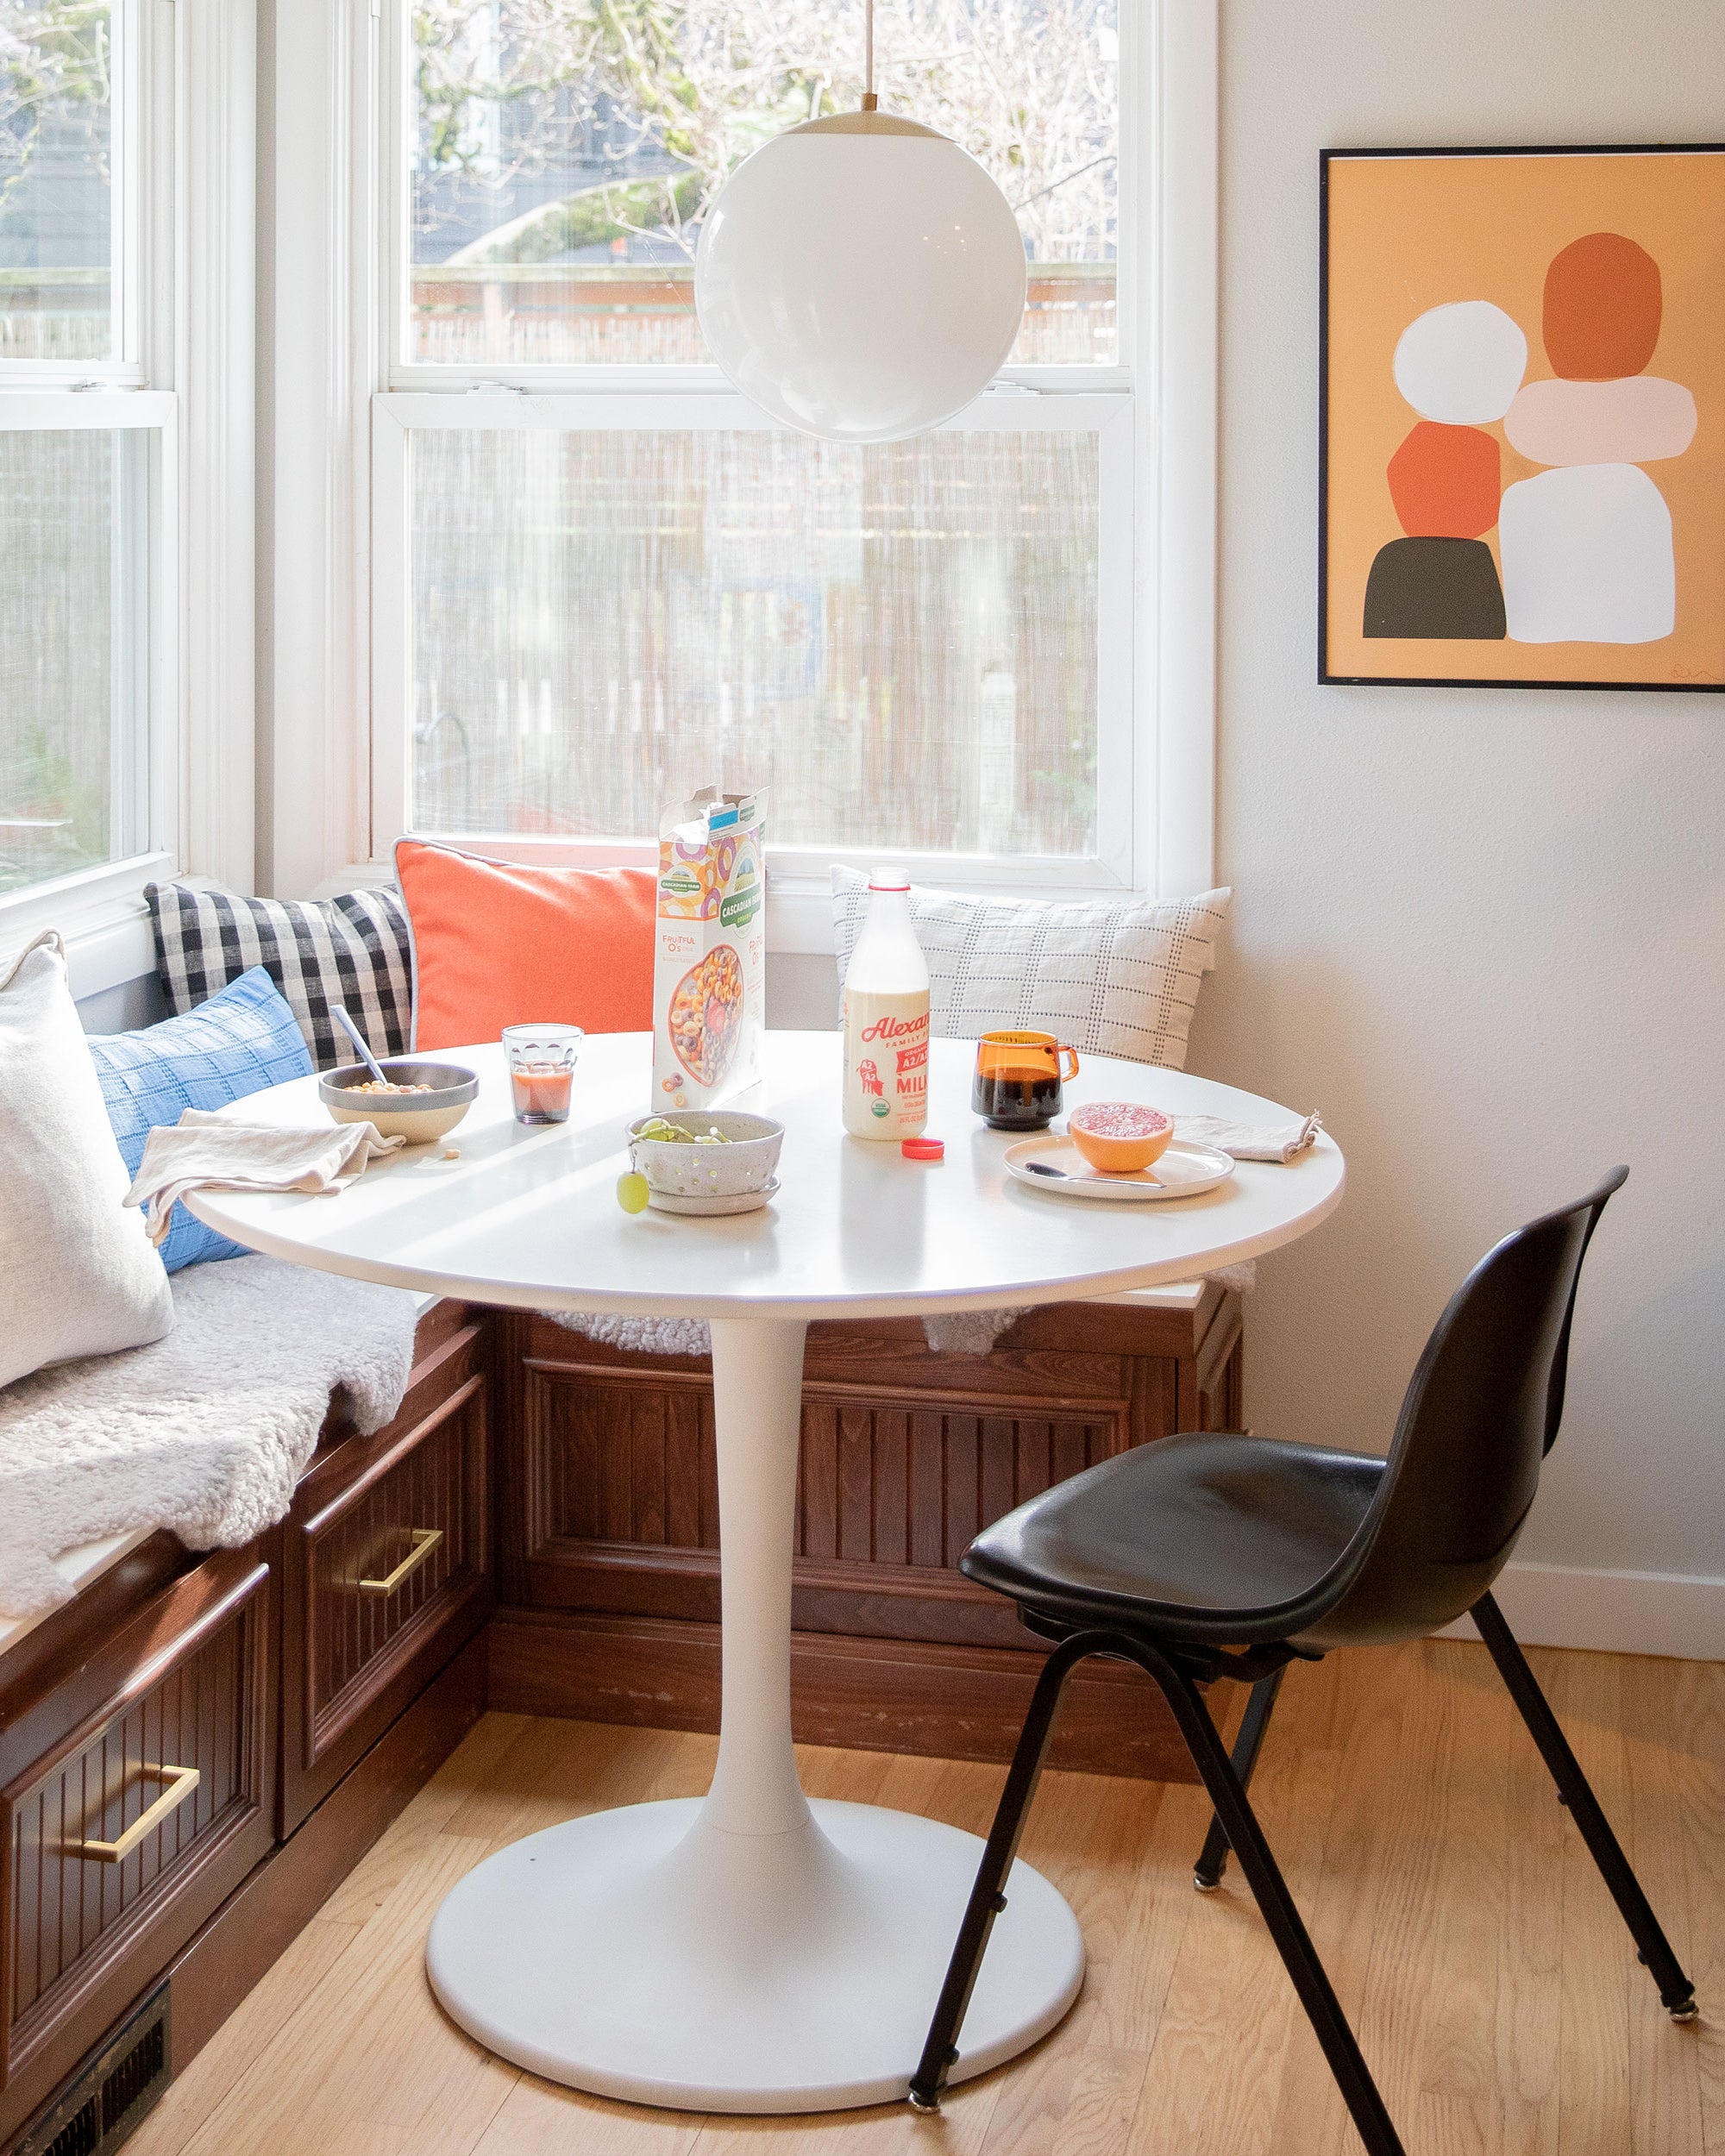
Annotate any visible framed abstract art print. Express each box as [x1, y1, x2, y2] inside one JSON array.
[[1320, 144, 1725, 691]]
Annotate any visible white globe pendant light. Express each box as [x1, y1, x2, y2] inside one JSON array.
[[693, 3, 1026, 445]]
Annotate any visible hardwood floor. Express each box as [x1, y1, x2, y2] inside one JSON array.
[[129, 1638, 1723, 2156]]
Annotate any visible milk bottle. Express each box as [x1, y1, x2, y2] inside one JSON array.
[[843, 869, 931, 1139]]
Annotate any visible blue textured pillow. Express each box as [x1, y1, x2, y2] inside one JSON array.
[[86, 966, 313, 1271]]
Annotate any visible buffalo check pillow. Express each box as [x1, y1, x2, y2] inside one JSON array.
[[832, 871, 1231, 1070], [147, 881, 413, 1070]]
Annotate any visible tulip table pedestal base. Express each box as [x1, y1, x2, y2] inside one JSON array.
[[425, 1794, 1082, 2113], [425, 1317, 1083, 2113]]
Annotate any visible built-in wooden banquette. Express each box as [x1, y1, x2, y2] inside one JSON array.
[[0, 1303, 494, 2153], [0, 1285, 1239, 2154]]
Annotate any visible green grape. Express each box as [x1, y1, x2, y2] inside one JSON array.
[[636, 1115, 731, 1144], [617, 1172, 651, 1215]]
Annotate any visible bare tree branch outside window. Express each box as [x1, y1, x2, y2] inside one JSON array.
[[409, 0, 1118, 367]]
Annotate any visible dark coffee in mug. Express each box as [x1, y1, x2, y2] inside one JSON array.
[[971, 1031, 1081, 1130], [972, 1061, 1063, 1129]]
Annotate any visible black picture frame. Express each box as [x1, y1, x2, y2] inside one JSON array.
[[1319, 141, 1725, 693]]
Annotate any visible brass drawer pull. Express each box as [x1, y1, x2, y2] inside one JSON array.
[[65, 1764, 201, 1865], [358, 1526, 443, 1596]]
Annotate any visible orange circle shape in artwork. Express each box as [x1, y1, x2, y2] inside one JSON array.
[[1386, 421, 1502, 539], [1543, 232, 1663, 380]]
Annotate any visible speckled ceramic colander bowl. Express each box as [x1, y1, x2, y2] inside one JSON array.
[[626, 1111, 785, 1200]]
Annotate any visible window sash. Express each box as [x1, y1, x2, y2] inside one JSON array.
[[267, 0, 1211, 916], [0, 0, 149, 384], [0, 0, 185, 958], [369, 389, 1136, 891], [382, 0, 1132, 390], [0, 0, 256, 971], [0, 391, 177, 932], [373, 3, 1141, 895]]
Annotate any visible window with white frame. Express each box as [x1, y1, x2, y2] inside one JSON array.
[[0, 0, 176, 918], [372, 0, 1150, 893]]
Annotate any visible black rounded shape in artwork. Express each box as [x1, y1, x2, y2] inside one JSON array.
[[1363, 536, 1507, 640]]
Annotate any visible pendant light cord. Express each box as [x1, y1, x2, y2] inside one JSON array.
[[862, 0, 877, 110]]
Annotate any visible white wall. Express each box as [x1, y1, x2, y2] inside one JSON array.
[[1192, 0, 1725, 1650]]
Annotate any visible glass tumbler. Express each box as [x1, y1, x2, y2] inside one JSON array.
[[502, 1023, 583, 1125]]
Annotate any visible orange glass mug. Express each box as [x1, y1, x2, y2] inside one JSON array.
[[972, 1031, 1081, 1131]]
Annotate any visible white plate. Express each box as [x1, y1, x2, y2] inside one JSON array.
[[1004, 1136, 1234, 1203], [647, 1177, 781, 1217]]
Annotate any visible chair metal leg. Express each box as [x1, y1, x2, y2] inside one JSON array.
[[907, 1634, 1089, 2112], [1472, 1591, 1697, 2021], [1194, 1665, 1287, 1890], [1132, 1639, 1408, 2156]]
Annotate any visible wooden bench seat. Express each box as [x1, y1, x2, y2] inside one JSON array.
[[0, 1281, 1243, 2153]]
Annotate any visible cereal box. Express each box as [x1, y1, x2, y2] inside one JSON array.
[[652, 787, 767, 1114]]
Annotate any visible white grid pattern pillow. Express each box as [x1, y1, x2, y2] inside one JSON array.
[[832, 872, 1230, 1069], [147, 881, 413, 1071]]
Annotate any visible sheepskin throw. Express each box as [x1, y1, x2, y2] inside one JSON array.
[[545, 1309, 1031, 1360], [547, 1273, 1255, 1363], [0, 1255, 422, 1619]]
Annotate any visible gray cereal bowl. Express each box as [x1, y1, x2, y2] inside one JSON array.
[[320, 1059, 480, 1144]]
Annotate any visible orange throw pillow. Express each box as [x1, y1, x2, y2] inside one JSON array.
[[395, 839, 656, 1052]]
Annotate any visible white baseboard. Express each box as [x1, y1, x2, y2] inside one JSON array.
[[1440, 1561, 1725, 1661]]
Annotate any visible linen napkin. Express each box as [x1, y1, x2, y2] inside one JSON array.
[[124, 1107, 405, 1246], [1172, 1110, 1323, 1163]]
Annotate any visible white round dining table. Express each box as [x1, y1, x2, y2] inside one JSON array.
[[188, 1031, 1344, 2115]]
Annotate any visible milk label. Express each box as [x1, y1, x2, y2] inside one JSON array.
[[844, 987, 930, 1140]]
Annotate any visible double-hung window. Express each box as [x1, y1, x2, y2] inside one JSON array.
[[368, 0, 1192, 910], [0, 0, 176, 935]]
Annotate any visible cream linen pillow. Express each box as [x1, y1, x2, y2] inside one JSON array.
[[0, 931, 174, 1388], [833, 872, 1231, 1070]]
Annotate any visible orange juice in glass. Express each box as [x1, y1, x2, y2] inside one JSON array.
[[502, 1024, 582, 1125]]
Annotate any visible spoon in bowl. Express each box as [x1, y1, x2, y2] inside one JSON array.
[[331, 1005, 392, 1087]]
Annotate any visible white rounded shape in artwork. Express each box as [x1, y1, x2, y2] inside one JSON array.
[[1499, 463, 1675, 644], [1503, 376, 1698, 467], [694, 114, 1027, 445], [1392, 301, 1528, 424]]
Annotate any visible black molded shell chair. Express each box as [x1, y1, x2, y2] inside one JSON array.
[[907, 1169, 1697, 2156]]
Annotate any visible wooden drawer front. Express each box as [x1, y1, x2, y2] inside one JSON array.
[[795, 1393, 1128, 1570], [3, 1560, 269, 2078], [514, 1361, 1129, 1643], [529, 1363, 1130, 1561], [301, 1375, 489, 1765]]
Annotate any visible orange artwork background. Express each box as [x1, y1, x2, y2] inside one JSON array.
[[1323, 149, 1725, 686]]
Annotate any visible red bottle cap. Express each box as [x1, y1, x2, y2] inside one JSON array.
[[901, 1137, 944, 1160]]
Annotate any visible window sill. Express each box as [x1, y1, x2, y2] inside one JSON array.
[[0, 855, 169, 1000]]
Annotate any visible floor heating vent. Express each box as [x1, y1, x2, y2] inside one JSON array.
[[11, 1985, 171, 2156], [36, 2100, 97, 2156]]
